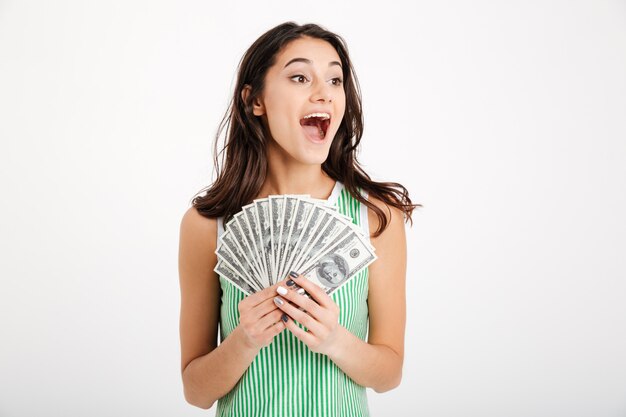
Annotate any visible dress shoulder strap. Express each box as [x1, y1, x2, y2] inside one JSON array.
[[216, 215, 224, 240], [358, 187, 371, 242]]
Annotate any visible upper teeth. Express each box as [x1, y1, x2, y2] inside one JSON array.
[[303, 112, 330, 120]]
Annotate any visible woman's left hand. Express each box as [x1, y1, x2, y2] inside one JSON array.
[[274, 272, 344, 357]]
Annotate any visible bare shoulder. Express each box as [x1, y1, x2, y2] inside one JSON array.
[[178, 204, 219, 289], [365, 194, 406, 244], [180, 206, 217, 245]]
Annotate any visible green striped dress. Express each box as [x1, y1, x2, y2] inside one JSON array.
[[215, 180, 371, 417]]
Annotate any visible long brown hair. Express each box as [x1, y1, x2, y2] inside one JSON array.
[[191, 21, 421, 237]]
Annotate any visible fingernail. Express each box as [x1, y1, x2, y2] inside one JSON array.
[[277, 286, 288, 296], [296, 287, 306, 296], [274, 297, 284, 306], [289, 271, 299, 279], [286, 279, 296, 287], [281, 313, 288, 323]]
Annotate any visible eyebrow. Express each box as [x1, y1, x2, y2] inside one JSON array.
[[283, 57, 342, 69]]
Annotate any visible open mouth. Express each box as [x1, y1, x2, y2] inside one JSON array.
[[299, 115, 330, 141]]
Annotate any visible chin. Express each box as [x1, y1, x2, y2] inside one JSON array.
[[271, 132, 334, 165], [298, 150, 330, 165]]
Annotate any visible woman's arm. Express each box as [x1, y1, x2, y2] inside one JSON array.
[[274, 197, 407, 392], [329, 197, 406, 391], [178, 207, 287, 409]]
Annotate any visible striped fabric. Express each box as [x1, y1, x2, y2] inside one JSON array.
[[215, 181, 371, 417]]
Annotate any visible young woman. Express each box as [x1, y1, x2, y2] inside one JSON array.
[[178, 22, 420, 416]]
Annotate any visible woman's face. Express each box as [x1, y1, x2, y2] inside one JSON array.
[[249, 36, 346, 165]]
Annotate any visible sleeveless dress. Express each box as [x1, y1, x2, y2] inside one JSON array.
[[215, 180, 371, 417]]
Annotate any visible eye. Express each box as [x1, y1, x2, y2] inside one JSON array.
[[290, 74, 308, 83], [331, 77, 343, 86]]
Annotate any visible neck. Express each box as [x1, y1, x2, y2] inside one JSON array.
[[260, 157, 336, 200]]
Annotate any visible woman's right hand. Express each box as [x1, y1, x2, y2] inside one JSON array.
[[236, 280, 289, 351]]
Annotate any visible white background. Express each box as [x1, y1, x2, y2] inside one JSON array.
[[1, 1, 625, 416]]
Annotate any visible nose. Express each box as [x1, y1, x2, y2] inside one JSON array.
[[310, 79, 333, 103]]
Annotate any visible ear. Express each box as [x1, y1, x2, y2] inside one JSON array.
[[241, 84, 265, 116]]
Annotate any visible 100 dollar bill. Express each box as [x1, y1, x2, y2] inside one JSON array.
[[300, 228, 377, 294]]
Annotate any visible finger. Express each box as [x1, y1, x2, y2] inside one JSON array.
[[253, 277, 294, 303], [286, 272, 335, 309], [283, 315, 316, 345], [267, 318, 286, 338], [243, 282, 283, 308], [276, 284, 322, 320], [276, 276, 295, 288], [258, 308, 286, 331], [273, 296, 324, 335], [250, 297, 281, 320]]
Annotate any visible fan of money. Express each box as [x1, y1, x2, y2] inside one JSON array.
[[215, 193, 377, 296]]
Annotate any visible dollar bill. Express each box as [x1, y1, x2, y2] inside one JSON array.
[[228, 214, 265, 282], [234, 211, 268, 288], [217, 230, 263, 291], [241, 202, 269, 286], [215, 258, 257, 295], [278, 197, 316, 280], [281, 204, 327, 280], [254, 199, 273, 285], [268, 195, 285, 284], [301, 228, 377, 294], [275, 195, 299, 282], [292, 214, 349, 273]]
